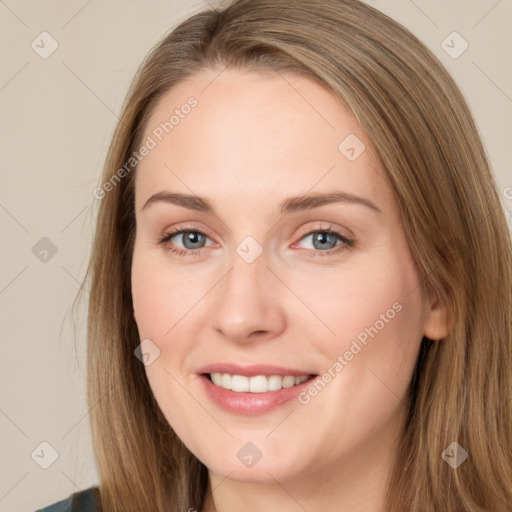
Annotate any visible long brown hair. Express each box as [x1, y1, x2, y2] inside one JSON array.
[[75, 0, 512, 510]]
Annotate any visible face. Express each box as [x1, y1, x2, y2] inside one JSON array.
[[131, 68, 445, 488]]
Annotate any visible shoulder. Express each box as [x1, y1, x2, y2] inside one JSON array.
[[34, 486, 101, 512]]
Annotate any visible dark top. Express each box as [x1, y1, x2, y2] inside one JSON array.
[[35, 486, 101, 512]]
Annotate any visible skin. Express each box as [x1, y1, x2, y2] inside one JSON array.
[[131, 68, 450, 512]]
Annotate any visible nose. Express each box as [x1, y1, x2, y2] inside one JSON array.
[[209, 249, 286, 345]]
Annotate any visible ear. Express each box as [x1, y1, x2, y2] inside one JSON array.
[[423, 294, 452, 341]]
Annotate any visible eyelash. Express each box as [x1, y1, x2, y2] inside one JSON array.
[[157, 225, 355, 258]]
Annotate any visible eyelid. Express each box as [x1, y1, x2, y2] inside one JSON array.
[[156, 225, 216, 249], [157, 221, 355, 256], [292, 222, 353, 244], [158, 222, 217, 242]]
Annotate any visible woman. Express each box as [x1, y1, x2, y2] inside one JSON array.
[[36, 0, 512, 510]]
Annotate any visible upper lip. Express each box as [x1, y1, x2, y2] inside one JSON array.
[[197, 363, 316, 377]]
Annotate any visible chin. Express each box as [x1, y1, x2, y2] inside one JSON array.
[[195, 439, 311, 484]]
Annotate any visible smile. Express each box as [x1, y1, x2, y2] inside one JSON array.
[[208, 372, 310, 393], [199, 372, 317, 415]]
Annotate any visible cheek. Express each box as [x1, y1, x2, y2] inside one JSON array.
[[294, 244, 425, 406], [292, 251, 420, 349], [131, 245, 206, 338]]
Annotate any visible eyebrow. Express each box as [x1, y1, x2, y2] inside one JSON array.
[[141, 190, 382, 215]]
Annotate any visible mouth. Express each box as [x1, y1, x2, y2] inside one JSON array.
[[203, 372, 316, 393], [196, 363, 319, 415]]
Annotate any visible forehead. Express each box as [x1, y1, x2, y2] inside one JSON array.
[[134, 68, 394, 217]]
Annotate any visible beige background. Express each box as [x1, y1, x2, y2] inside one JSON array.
[[1, 1, 511, 511]]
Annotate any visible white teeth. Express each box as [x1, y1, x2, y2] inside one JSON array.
[[249, 375, 268, 393], [268, 375, 283, 391], [209, 373, 309, 393], [211, 372, 223, 387], [231, 375, 249, 392], [282, 375, 295, 388], [221, 373, 232, 390]]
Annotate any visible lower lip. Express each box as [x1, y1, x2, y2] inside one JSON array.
[[199, 374, 316, 416]]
